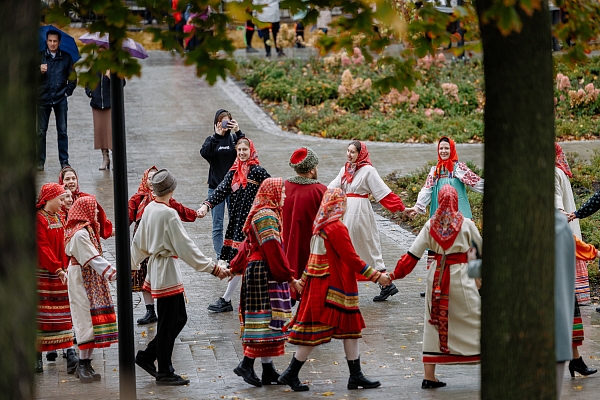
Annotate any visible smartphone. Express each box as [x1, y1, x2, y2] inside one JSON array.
[[221, 120, 230, 129]]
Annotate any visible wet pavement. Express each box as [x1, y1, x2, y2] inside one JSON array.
[[34, 51, 600, 399]]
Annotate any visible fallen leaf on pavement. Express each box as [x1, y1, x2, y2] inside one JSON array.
[[321, 391, 335, 396], [141, 331, 147, 337]]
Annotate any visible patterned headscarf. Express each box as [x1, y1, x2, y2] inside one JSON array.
[[64, 196, 101, 252], [135, 166, 158, 221], [429, 184, 464, 250], [243, 177, 284, 236], [36, 183, 66, 209], [58, 166, 83, 203], [312, 188, 346, 235], [434, 136, 459, 179], [342, 141, 372, 184], [230, 138, 260, 192], [555, 143, 573, 178]]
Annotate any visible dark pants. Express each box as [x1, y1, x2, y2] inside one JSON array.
[[137, 293, 187, 376], [246, 20, 255, 47], [260, 22, 280, 55], [37, 96, 69, 166]]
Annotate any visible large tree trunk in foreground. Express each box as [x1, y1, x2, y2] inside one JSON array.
[[0, 0, 40, 399], [477, 2, 556, 399]]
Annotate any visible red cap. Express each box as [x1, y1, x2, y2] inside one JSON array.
[[290, 147, 308, 165]]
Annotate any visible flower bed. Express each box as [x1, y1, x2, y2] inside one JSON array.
[[235, 53, 600, 143]]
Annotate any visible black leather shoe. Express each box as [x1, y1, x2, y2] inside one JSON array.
[[373, 283, 399, 302], [137, 305, 158, 325], [156, 373, 190, 386], [278, 357, 309, 391], [569, 356, 598, 377], [422, 379, 447, 389], [262, 361, 282, 385], [66, 349, 79, 374], [420, 292, 426, 297], [207, 297, 233, 313], [135, 352, 158, 377], [347, 357, 380, 389], [46, 350, 58, 362], [596, 306, 600, 313], [234, 356, 262, 387], [87, 359, 101, 381]]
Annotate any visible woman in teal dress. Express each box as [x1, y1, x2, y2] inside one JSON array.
[[405, 136, 484, 272]]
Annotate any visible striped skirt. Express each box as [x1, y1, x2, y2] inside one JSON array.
[[68, 264, 118, 350], [131, 258, 148, 292], [573, 296, 584, 347], [575, 259, 591, 305], [239, 260, 292, 358], [37, 268, 74, 351]]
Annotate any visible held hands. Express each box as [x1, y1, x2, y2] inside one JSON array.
[[567, 212, 577, 223], [215, 265, 232, 280], [377, 273, 391, 287], [58, 270, 68, 285], [290, 279, 304, 295], [403, 207, 418, 219], [197, 204, 209, 218]]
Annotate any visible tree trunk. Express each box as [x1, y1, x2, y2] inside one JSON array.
[[0, 0, 40, 399], [476, 2, 556, 399]]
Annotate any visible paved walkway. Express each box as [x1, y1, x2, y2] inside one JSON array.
[[34, 51, 600, 399]]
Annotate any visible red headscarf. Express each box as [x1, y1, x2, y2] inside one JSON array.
[[37, 183, 66, 209], [313, 188, 346, 235], [64, 196, 101, 252], [230, 138, 260, 192], [58, 166, 81, 197], [555, 143, 573, 178], [429, 184, 464, 250], [135, 166, 158, 221], [243, 177, 284, 236], [434, 137, 459, 178], [342, 141, 372, 184]]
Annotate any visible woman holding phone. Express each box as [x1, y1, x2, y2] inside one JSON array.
[[200, 109, 247, 312]]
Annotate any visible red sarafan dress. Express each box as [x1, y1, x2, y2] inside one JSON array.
[[36, 183, 74, 351], [287, 189, 381, 346]]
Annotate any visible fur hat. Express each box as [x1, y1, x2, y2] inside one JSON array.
[[152, 169, 177, 196], [289, 147, 319, 174]]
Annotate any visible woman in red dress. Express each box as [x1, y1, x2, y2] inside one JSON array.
[[36, 183, 78, 373], [59, 166, 113, 239], [280, 188, 383, 391], [128, 166, 199, 325]]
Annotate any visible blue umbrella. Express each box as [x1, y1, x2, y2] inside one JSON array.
[[39, 25, 81, 63]]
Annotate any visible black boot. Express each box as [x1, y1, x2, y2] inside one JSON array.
[[46, 350, 58, 362], [373, 283, 399, 302], [234, 356, 262, 387], [347, 357, 381, 389], [137, 304, 158, 325], [35, 352, 43, 373], [87, 359, 102, 381], [278, 357, 309, 391], [569, 356, 598, 377], [75, 359, 94, 383], [262, 361, 282, 385], [66, 348, 79, 374]]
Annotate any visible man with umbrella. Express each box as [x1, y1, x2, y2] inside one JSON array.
[[38, 29, 77, 171]]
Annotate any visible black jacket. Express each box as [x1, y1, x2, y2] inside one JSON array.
[[200, 108, 246, 189], [85, 73, 126, 109], [38, 48, 77, 105]]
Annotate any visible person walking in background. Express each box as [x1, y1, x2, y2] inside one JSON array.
[[199, 138, 270, 313], [245, 18, 258, 53], [35, 183, 79, 374], [554, 143, 590, 305], [132, 169, 230, 386], [385, 185, 482, 389], [228, 177, 302, 387], [85, 46, 125, 170], [281, 188, 382, 392], [37, 29, 77, 171], [200, 109, 245, 260], [328, 141, 407, 302], [316, 7, 332, 34], [129, 166, 199, 325], [283, 147, 326, 304], [254, 0, 284, 57], [64, 196, 118, 383]]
